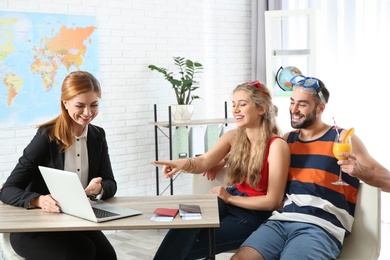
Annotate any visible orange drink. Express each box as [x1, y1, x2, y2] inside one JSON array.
[[333, 142, 352, 160], [331, 135, 352, 186]]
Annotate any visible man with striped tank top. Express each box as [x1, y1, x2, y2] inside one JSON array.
[[232, 75, 390, 260]]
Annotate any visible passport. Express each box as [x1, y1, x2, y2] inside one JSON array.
[[178, 204, 202, 220], [179, 204, 201, 213], [153, 208, 179, 217]]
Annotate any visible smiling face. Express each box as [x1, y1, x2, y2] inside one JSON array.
[[62, 91, 100, 135], [232, 89, 264, 128], [289, 87, 323, 129]]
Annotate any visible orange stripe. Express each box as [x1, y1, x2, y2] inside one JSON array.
[[289, 168, 358, 204], [288, 141, 334, 157]]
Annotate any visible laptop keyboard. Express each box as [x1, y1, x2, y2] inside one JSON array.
[[92, 207, 120, 218]]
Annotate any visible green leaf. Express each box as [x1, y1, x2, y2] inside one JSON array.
[[148, 56, 203, 104]]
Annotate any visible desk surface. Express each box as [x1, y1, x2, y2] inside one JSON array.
[[0, 194, 219, 233]]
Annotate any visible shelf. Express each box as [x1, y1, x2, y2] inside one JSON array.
[[149, 118, 235, 128], [265, 9, 317, 94], [273, 49, 311, 56], [152, 103, 233, 196]]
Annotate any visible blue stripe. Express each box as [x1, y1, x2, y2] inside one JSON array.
[[290, 154, 339, 175]]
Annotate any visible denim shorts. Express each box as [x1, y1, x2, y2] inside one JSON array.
[[241, 220, 341, 260]]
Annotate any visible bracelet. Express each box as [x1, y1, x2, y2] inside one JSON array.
[[185, 158, 196, 172]]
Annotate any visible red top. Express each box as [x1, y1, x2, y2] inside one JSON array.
[[235, 136, 281, 197]]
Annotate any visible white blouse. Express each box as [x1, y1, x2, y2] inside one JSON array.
[[64, 126, 89, 188]]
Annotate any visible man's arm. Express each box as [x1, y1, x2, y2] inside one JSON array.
[[340, 132, 390, 192]]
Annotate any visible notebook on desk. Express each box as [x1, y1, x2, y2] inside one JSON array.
[[38, 166, 142, 223]]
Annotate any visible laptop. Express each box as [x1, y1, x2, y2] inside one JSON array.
[[38, 166, 142, 222]]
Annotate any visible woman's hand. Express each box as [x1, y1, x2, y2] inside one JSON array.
[[153, 160, 184, 179], [203, 165, 224, 180], [203, 156, 228, 180], [33, 195, 60, 213], [85, 177, 102, 196], [209, 186, 231, 204]]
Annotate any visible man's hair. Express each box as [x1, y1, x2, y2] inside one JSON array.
[[318, 79, 330, 104]]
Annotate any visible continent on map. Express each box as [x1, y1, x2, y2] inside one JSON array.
[[0, 18, 18, 61], [0, 18, 22, 107], [30, 25, 96, 92], [3, 72, 23, 107]]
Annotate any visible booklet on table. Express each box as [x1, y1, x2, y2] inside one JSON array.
[[179, 204, 202, 220]]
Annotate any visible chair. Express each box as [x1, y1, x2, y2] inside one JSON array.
[[191, 171, 382, 259], [191, 167, 228, 194], [192, 167, 238, 256], [0, 179, 25, 260], [338, 182, 381, 260]]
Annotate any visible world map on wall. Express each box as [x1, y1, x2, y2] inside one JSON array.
[[0, 12, 99, 127]]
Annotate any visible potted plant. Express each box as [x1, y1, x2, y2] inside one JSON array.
[[148, 56, 203, 122]]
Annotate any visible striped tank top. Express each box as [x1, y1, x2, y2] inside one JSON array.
[[269, 127, 359, 244]]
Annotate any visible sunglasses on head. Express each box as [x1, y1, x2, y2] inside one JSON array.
[[290, 75, 327, 104]]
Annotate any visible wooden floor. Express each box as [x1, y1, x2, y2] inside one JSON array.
[[104, 229, 234, 260], [92, 225, 390, 260], [0, 229, 233, 260], [3, 224, 390, 259], [104, 229, 168, 260]]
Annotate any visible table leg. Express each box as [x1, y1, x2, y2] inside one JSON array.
[[209, 228, 216, 260]]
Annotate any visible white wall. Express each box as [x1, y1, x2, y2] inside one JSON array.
[[0, 0, 252, 196]]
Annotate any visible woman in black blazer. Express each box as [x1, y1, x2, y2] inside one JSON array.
[[0, 71, 117, 260]]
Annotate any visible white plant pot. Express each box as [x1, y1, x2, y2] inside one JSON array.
[[171, 104, 194, 122]]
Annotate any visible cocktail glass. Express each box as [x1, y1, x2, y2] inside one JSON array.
[[331, 135, 352, 186]]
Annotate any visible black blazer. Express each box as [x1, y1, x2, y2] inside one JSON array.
[[0, 124, 117, 208]]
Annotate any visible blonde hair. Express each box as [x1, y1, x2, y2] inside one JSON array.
[[38, 71, 101, 152], [226, 82, 280, 189]]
